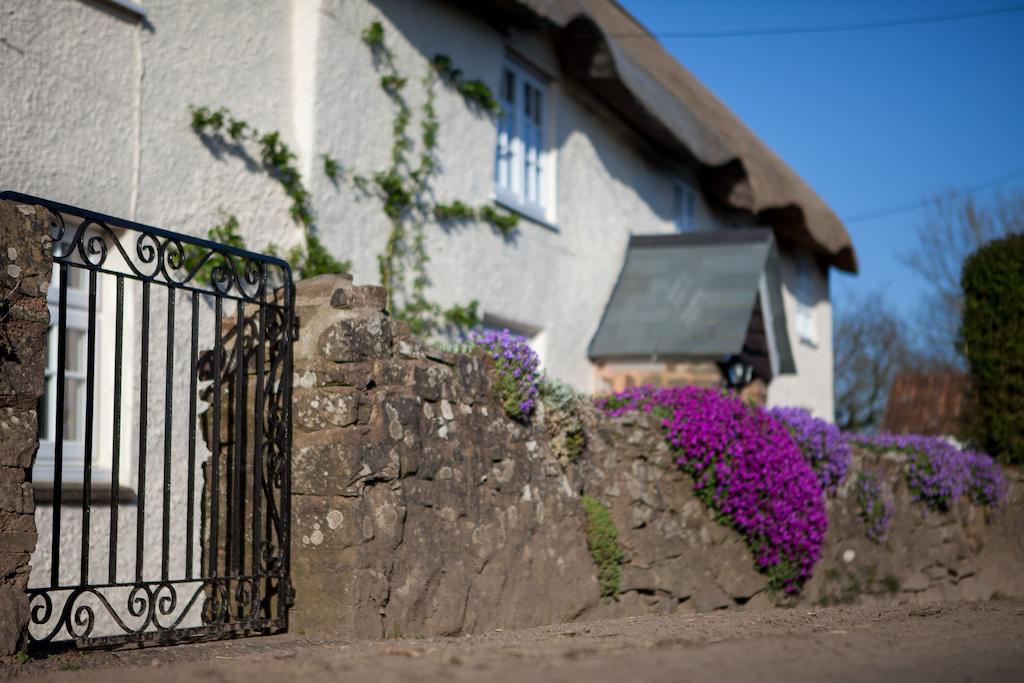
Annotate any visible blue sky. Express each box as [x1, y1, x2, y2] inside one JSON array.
[[619, 0, 1024, 316]]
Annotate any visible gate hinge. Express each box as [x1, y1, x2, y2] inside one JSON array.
[[290, 315, 300, 342], [285, 579, 296, 607]]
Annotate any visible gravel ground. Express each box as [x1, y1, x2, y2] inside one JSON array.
[[3, 600, 1023, 682]]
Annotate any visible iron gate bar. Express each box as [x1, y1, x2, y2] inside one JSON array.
[[1, 191, 296, 648]]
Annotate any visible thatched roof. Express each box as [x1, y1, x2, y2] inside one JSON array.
[[457, 0, 858, 272]]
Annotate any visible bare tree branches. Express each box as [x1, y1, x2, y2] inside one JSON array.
[[904, 190, 1024, 364], [834, 291, 922, 432]]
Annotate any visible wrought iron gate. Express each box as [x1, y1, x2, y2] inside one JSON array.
[[1, 192, 295, 648]]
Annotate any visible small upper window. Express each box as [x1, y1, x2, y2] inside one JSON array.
[[794, 252, 817, 345], [672, 180, 697, 232], [494, 58, 551, 221]]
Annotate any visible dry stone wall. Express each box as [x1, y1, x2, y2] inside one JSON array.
[[289, 276, 1024, 639], [581, 410, 1024, 612], [805, 447, 1024, 606], [289, 276, 599, 638], [0, 201, 51, 655], [579, 410, 772, 616]]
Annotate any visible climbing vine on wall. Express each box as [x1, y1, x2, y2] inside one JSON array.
[[188, 19, 518, 336], [188, 106, 351, 280], [353, 20, 519, 336]]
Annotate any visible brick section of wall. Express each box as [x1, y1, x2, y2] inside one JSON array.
[[593, 362, 767, 406], [0, 200, 51, 655]]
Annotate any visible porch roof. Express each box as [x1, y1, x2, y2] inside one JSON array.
[[588, 229, 795, 379]]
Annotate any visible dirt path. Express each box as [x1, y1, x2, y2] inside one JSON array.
[[4, 600, 1024, 682]]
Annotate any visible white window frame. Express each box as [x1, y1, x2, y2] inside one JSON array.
[[494, 56, 555, 225], [36, 231, 137, 488], [672, 179, 698, 233], [794, 252, 818, 346]]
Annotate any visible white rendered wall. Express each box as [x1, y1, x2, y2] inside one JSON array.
[[309, 0, 746, 389], [766, 246, 835, 420]]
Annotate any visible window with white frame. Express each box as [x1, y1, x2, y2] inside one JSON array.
[[37, 262, 91, 482], [35, 230, 135, 487], [672, 179, 698, 232], [794, 252, 817, 345], [494, 58, 551, 220]]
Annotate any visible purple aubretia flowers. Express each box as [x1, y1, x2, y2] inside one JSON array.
[[850, 433, 1005, 511], [597, 386, 827, 593], [770, 407, 851, 495], [471, 329, 541, 421], [854, 471, 892, 543]]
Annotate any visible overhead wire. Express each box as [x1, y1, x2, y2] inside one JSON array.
[[608, 4, 1024, 39], [843, 168, 1024, 224]]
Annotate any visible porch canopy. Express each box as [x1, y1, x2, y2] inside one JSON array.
[[588, 229, 794, 381]]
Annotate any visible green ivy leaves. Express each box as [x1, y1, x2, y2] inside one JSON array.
[[187, 21, 521, 334], [188, 106, 351, 279]]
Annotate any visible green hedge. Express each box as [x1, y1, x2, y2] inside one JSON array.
[[961, 234, 1024, 464]]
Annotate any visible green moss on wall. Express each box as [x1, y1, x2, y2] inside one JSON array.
[[581, 495, 624, 601]]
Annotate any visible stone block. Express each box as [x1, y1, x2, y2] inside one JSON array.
[[0, 202, 53, 297], [382, 395, 423, 443], [293, 442, 366, 496], [0, 407, 38, 468], [293, 387, 359, 432], [0, 314, 48, 406], [902, 572, 930, 592], [713, 539, 767, 600], [0, 474, 32, 514], [293, 274, 353, 302], [319, 315, 392, 363], [294, 495, 362, 552], [294, 362, 376, 390], [0, 551, 31, 581], [0, 584, 28, 655], [691, 583, 731, 612], [413, 364, 456, 402], [0, 530, 37, 554], [331, 285, 387, 311]]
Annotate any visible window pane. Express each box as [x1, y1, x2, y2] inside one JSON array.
[[65, 328, 86, 374], [495, 61, 549, 211], [67, 266, 86, 292], [63, 378, 82, 442], [495, 69, 517, 194], [503, 69, 515, 104]]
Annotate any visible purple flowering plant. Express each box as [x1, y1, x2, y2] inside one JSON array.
[[596, 385, 827, 593], [850, 433, 1005, 512], [769, 407, 851, 495], [854, 471, 892, 543], [471, 329, 541, 421]]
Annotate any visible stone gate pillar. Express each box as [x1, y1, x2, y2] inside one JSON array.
[[0, 201, 52, 655]]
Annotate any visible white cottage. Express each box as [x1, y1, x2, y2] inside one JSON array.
[[4, 0, 857, 499], [2, 0, 856, 422], [3, 0, 859, 644]]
